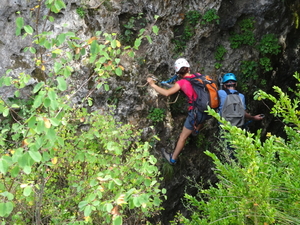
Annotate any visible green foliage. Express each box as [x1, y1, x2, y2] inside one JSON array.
[[257, 33, 281, 55], [173, 72, 300, 225], [201, 9, 220, 25], [214, 62, 222, 69], [214, 45, 227, 61], [195, 133, 205, 149], [0, 2, 164, 224], [172, 10, 201, 54], [259, 56, 273, 72], [186, 10, 202, 26], [147, 107, 166, 125], [229, 17, 255, 48], [119, 13, 148, 46], [172, 8, 219, 54], [239, 60, 258, 92], [256, 34, 281, 72], [76, 6, 86, 19]]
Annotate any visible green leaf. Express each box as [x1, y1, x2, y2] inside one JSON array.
[[115, 67, 122, 76], [106, 203, 113, 213], [104, 84, 109, 91], [48, 90, 58, 110], [16, 28, 21, 36], [48, 16, 54, 22], [27, 116, 37, 128], [111, 39, 117, 48], [128, 51, 135, 58], [46, 128, 57, 143], [57, 77, 67, 91], [23, 186, 32, 197], [113, 215, 123, 225], [2, 108, 9, 117], [54, 62, 62, 73], [0, 158, 8, 174], [24, 25, 34, 35], [146, 35, 152, 44], [84, 205, 92, 217], [29, 150, 42, 162], [3, 77, 12, 86], [29, 47, 36, 54], [152, 25, 159, 35], [10, 165, 20, 177], [49, 118, 60, 126], [0, 202, 13, 217], [33, 95, 43, 109], [55, 0, 66, 11], [90, 40, 99, 55], [16, 17, 24, 29], [57, 33, 66, 46], [44, 98, 51, 107], [114, 179, 122, 186], [33, 82, 45, 93], [23, 166, 31, 175], [78, 201, 88, 209], [134, 38, 142, 50]]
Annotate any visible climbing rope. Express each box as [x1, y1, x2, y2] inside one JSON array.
[[137, 74, 180, 104]]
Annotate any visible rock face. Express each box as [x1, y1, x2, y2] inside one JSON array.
[[0, 0, 299, 223]]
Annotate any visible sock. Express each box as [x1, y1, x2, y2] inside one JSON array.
[[170, 158, 176, 163]]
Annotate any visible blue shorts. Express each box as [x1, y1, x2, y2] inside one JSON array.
[[184, 109, 211, 130]]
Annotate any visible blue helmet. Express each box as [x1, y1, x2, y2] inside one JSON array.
[[222, 73, 237, 83]]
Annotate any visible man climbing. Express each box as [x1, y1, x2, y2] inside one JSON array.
[[147, 58, 211, 165], [218, 73, 264, 158], [218, 73, 264, 124]]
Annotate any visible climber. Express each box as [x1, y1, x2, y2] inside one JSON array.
[[147, 58, 211, 165], [218, 73, 264, 158]]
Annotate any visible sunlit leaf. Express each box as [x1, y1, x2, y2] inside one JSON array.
[[106, 203, 113, 213], [33, 82, 45, 93], [23, 186, 32, 196], [111, 39, 117, 48], [16, 17, 24, 29], [115, 67, 122, 76], [113, 215, 122, 225], [152, 25, 159, 35], [0, 202, 13, 217], [0, 159, 8, 174], [24, 25, 34, 35], [57, 76, 67, 91], [134, 38, 141, 50], [104, 84, 109, 91], [29, 150, 42, 162], [84, 205, 92, 217]]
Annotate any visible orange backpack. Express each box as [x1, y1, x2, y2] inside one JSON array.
[[184, 73, 219, 112]]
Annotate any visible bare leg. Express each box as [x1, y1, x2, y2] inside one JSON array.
[[172, 126, 193, 160]]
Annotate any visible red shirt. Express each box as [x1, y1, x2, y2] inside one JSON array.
[[176, 74, 198, 110]]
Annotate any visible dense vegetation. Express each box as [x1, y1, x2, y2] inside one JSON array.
[[173, 73, 300, 224], [0, 1, 299, 225], [0, 1, 162, 224]]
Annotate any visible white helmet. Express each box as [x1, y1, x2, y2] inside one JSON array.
[[174, 58, 190, 72]]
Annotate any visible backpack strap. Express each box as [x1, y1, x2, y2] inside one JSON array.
[[224, 88, 239, 95]]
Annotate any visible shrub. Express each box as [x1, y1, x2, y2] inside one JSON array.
[[0, 1, 163, 224], [173, 72, 300, 225]]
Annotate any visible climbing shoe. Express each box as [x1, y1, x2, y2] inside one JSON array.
[[191, 129, 199, 136], [161, 148, 176, 165]]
